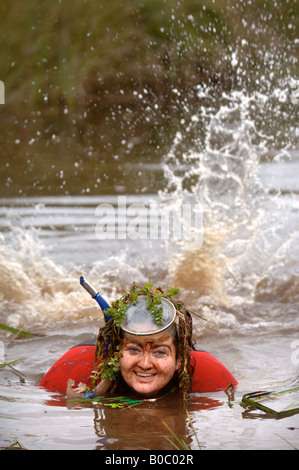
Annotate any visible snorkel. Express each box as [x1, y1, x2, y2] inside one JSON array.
[[80, 276, 111, 323], [76, 276, 113, 398]]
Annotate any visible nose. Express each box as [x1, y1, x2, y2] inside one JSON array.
[[137, 352, 153, 369]]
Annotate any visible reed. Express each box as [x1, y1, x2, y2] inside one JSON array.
[[161, 419, 190, 450], [0, 323, 41, 338], [1, 438, 26, 450]]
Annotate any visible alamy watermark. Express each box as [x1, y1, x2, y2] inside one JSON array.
[[0, 81, 4, 104], [95, 196, 203, 250]]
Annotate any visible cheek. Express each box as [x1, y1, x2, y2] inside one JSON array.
[[156, 358, 177, 378], [119, 353, 135, 373]]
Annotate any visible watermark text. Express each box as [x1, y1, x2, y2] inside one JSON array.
[[95, 196, 203, 250]]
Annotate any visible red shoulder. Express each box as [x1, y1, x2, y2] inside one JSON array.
[[189, 350, 237, 393], [39, 344, 95, 395]]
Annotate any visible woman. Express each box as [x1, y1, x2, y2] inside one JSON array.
[[65, 283, 236, 400]]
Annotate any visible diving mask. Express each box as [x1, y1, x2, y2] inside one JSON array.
[[120, 296, 177, 336]]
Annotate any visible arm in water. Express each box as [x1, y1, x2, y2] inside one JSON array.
[[66, 378, 111, 398]]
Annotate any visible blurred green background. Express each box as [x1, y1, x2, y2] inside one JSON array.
[[0, 0, 297, 197]]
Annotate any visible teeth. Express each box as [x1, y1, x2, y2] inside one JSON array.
[[135, 373, 155, 377]]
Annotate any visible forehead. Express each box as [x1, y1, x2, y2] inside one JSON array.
[[122, 331, 174, 346]]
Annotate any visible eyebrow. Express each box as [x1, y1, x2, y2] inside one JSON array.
[[126, 341, 171, 350], [152, 343, 171, 350]]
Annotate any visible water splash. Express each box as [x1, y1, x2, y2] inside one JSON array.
[[0, 212, 160, 331], [159, 78, 299, 320], [0, 225, 97, 331]]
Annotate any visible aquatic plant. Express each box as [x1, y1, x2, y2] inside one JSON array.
[[161, 409, 202, 450], [162, 419, 190, 450], [1, 438, 26, 450], [0, 323, 42, 338]]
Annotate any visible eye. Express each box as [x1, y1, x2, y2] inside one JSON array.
[[152, 349, 168, 357], [127, 346, 141, 355]]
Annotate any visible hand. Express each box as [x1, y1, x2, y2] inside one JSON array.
[[66, 379, 87, 398], [66, 377, 112, 398]]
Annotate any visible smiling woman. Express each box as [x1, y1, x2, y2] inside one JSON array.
[[40, 282, 237, 400]]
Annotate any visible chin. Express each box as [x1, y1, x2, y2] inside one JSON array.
[[129, 378, 170, 397], [131, 383, 159, 396], [121, 370, 175, 397]]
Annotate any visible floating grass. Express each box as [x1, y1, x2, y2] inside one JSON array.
[[0, 357, 26, 380], [0, 323, 43, 338], [1, 438, 26, 450], [0, 358, 23, 369], [241, 387, 299, 417]]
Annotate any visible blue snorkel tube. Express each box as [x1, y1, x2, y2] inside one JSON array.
[[80, 276, 111, 323], [78, 276, 112, 397]]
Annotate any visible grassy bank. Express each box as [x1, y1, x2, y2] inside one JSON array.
[[0, 0, 297, 197], [1, 0, 297, 110]]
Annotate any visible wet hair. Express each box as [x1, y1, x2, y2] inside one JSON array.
[[92, 286, 195, 399]]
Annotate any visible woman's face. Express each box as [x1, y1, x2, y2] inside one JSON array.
[[119, 331, 180, 396]]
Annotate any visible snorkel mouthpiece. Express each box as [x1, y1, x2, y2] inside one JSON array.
[[80, 276, 111, 323]]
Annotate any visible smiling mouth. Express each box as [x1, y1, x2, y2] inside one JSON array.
[[134, 372, 156, 379]]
